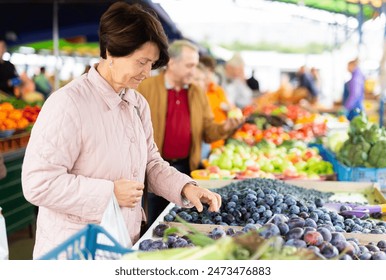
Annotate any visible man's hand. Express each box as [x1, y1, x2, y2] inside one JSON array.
[[113, 178, 144, 208], [223, 116, 245, 132], [181, 183, 222, 212]]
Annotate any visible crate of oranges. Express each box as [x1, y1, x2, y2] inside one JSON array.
[[0, 101, 34, 139]]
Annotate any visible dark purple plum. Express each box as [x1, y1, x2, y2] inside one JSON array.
[[259, 223, 280, 239], [371, 251, 386, 260], [171, 238, 189, 248], [339, 254, 353, 260], [377, 240, 386, 250], [285, 227, 304, 240], [319, 242, 339, 259], [330, 232, 346, 246], [366, 244, 380, 253], [285, 239, 307, 248], [317, 227, 332, 242], [359, 252, 372, 260], [277, 222, 289, 235], [287, 217, 305, 229], [153, 223, 170, 237], [304, 218, 317, 229], [149, 240, 168, 250], [139, 239, 153, 251]]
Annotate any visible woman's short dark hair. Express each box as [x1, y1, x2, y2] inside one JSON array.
[[99, 2, 169, 69]]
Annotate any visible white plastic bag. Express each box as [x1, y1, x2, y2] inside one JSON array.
[[98, 195, 132, 248], [0, 207, 9, 260]]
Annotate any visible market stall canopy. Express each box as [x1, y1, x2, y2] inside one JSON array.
[[0, 0, 184, 46], [268, 0, 381, 19]]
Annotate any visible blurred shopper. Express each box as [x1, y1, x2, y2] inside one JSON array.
[[199, 55, 232, 151], [295, 65, 318, 104], [222, 53, 253, 109], [342, 58, 365, 120], [33, 67, 52, 100], [0, 39, 21, 97], [246, 69, 261, 98], [137, 40, 243, 225], [22, 2, 221, 259]]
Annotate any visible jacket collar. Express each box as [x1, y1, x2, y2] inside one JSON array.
[[88, 64, 139, 109]]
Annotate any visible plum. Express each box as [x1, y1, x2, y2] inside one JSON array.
[[259, 223, 280, 239], [285, 239, 307, 248], [377, 240, 386, 250], [371, 251, 386, 260], [139, 239, 153, 251], [210, 227, 226, 240], [304, 218, 317, 228], [303, 231, 323, 246], [287, 217, 305, 229], [359, 252, 372, 260], [277, 222, 290, 235], [285, 227, 304, 240], [330, 232, 346, 246], [366, 244, 380, 253], [339, 254, 352, 260], [153, 223, 170, 237], [171, 238, 189, 248], [150, 240, 168, 250], [319, 242, 339, 259]]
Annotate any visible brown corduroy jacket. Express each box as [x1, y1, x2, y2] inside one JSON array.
[[137, 71, 233, 171]]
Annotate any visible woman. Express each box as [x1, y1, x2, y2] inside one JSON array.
[[22, 2, 221, 259]]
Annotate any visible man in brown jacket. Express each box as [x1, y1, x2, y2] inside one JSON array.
[[137, 40, 243, 224]]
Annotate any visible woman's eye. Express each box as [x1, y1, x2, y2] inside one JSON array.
[[139, 61, 146, 66]]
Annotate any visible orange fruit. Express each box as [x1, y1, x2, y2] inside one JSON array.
[[0, 102, 14, 112], [8, 109, 23, 121]]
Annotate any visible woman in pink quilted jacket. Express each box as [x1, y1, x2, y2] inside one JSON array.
[[21, 2, 221, 259]]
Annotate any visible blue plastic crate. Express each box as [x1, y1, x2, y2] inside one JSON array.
[[39, 224, 134, 260], [335, 160, 386, 189], [307, 144, 386, 189]]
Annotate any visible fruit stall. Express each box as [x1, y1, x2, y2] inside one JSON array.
[[127, 179, 386, 260], [33, 102, 386, 260], [0, 98, 41, 235]]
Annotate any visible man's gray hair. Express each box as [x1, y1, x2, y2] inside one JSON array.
[[168, 39, 198, 60]]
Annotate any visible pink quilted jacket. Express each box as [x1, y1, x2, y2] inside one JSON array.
[[22, 66, 192, 259]]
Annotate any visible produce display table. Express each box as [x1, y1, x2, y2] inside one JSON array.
[[0, 147, 36, 235], [134, 180, 386, 250]]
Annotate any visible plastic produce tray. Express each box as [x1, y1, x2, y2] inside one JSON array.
[[39, 224, 133, 260]]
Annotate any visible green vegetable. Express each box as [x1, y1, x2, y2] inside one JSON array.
[[368, 141, 386, 168], [349, 112, 370, 135]]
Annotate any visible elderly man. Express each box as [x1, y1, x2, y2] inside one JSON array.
[[137, 40, 243, 224]]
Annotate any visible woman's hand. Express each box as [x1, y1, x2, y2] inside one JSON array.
[[113, 178, 144, 208], [181, 183, 222, 212]]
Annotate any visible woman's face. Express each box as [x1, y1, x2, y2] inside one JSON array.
[[108, 42, 159, 90]]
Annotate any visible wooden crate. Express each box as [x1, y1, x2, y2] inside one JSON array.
[[0, 132, 30, 153]]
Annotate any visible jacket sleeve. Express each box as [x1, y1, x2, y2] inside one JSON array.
[[138, 97, 192, 206], [22, 92, 113, 221]]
